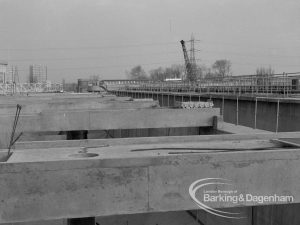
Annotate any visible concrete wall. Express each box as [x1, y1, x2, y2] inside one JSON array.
[[210, 97, 300, 132], [124, 92, 300, 132], [97, 211, 199, 225], [252, 204, 300, 225]]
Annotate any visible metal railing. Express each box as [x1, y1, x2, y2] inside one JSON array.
[[109, 72, 300, 98]]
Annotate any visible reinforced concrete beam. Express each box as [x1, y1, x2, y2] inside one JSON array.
[[0, 139, 299, 223], [0, 108, 220, 133]]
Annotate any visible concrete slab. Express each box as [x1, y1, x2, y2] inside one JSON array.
[[15, 131, 300, 150], [218, 122, 273, 134], [0, 100, 159, 114], [0, 95, 132, 105], [9, 139, 281, 162], [0, 139, 299, 223]]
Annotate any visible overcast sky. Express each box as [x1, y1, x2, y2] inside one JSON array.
[[0, 0, 299, 82]]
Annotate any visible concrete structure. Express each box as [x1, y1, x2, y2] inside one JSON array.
[[0, 108, 219, 132], [0, 107, 219, 148], [0, 93, 300, 225], [0, 95, 161, 147], [101, 79, 148, 91], [77, 79, 89, 93], [0, 97, 159, 114], [1, 132, 300, 224], [0, 93, 223, 225], [63, 82, 77, 92], [77, 79, 106, 93], [111, 89, 300, 132]]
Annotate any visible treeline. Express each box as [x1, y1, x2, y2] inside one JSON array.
[[126, 60, 275, 81], [125, 64, 184, 81], [126, 59, 233, 81], [256, 66, 275, 76]]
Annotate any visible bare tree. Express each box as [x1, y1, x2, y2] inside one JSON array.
[[256, 66, 275, 88], [166, 64, 184, 79], [204, 68, 218, 78], [150, 64, 184, 81], [90, 75, 100, 81], [149, 67, 165, 81], [126, 65, 148, 80], [195, 64, 209, 79], [212, 59, 232, 77], [256, 66, 274, 76]]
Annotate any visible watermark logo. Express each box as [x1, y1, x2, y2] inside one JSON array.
[[189, 178, 294, 219], [189, 178, 244, 219]]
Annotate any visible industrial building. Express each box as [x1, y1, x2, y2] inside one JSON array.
[[0, 62, 8, 83], [29, 64, 48, 83]]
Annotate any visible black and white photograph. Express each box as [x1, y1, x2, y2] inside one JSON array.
[[0, 0, 300, 224]]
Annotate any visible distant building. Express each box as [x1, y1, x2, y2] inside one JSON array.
[[77, 79, 89, 93], [63, 82, 78, 92], [77, 78, 103, 93], [6, 65, 19, 83], [29, 64, 47, 83], [0, 62, 8, 83]]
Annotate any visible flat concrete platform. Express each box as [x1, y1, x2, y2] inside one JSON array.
[[0, 96, 159, 114], [218, 122, 273, 134], [15, 130, 300, 150], [1, 136, 299, 223], [9, 139, 281, 162], [0, 100, 159, 114]]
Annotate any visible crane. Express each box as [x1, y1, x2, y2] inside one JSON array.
[[180, 40, 196, 82]]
